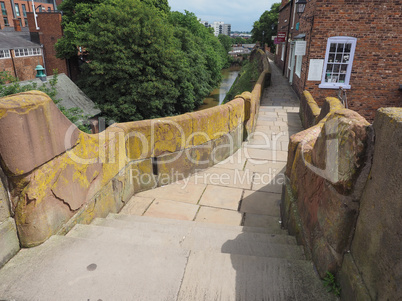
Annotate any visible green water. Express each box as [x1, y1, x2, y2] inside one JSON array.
[[197, 66, 240, 111]]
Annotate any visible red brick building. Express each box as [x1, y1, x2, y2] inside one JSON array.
[[275, 0, 401, 121], [0, 0, 56, 30], [27, 11, 68, 76], [0, 31, 44, 80]]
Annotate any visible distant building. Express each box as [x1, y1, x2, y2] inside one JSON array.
[[0, 31, 44, 81], [0, 0, 57, 31], [199, 20, 210, 28], [211, 21, 231, 37], [222, 24, 231, 36]]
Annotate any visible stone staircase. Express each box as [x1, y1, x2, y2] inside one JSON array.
[[0, 212, 334, 300]]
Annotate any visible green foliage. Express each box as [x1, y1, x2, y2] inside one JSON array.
[[223, 58, 260, 103], [232, 36, 249, 45], [251, 3, 280, 51], [0, 71, 91, 133], [218, 34, 232, 54], [323, 272, 341, 297], [56, 0, 228, 122]]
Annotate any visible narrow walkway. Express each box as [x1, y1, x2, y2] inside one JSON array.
[[0, 61, 335, 301], [121, 60, 301, 227]]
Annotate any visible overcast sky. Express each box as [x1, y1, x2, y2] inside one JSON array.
[[168, 0, 279, 32]]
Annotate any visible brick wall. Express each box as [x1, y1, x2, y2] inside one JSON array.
[[27, 12, 68, 76], [0, 0, 14, 29], [276, 0, 401, 122], [275, 2, 292, 73], [0, 51, 44, 81]]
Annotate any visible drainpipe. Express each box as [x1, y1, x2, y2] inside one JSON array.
[[52, 0, 57, 11], [31, 0, 39, 30], [10, 0, 16, 19], [282, 0, 294, 76], [10, 50, 18, 79]]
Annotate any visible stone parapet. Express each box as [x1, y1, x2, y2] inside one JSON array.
[[0, 53, 271, 247]]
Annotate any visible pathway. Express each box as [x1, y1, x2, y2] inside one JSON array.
[[0, 60, 335, 301]]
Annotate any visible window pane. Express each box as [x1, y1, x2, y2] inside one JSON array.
[[3, 17, 9, 26], [337, 43, 345, 52], [329, 43, 336, 53], [15, 4, 20, 17], [1, 2, 6, 16]]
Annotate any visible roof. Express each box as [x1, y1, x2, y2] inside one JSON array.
[[0, 32, 40, 49], [242, 44, 256, 49], [16, 73, 101, 118]]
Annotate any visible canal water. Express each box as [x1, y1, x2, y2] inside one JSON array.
[[196, 66, 240, 111]]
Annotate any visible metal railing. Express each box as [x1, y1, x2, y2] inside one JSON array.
[[337, 87, 348, 108]]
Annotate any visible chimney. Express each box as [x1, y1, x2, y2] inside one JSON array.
[[13, 19, 21, 32]]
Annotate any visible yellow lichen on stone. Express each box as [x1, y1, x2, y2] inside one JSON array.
[[303, 90, 321, 117], [0, 91, 50, 119]]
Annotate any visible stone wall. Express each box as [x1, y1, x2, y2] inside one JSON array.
[[339, 108, 402, 300], [0, 166, 20, 268], [0, 52, 270, 249], [283, 90, 401, 299]]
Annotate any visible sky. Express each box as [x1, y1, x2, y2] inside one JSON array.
[[168, 0, 279, 32]]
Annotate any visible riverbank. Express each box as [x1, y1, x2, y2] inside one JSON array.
[[196, 66, 241, 111], [223, 58, 260, 104]]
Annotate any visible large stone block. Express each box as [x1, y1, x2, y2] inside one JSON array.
[[191, 105, 230, 146], [312, 109, 370, 193], [115, 120, 153, 161], [339, 254, 372, 301], [299, 90, 321, 129], [316, 97, 344, 123], [350, 108, 402, 300], [0, 169, 10, 223], [0, 217, 20, 268], [283, 108, 371, 278], [0, 91, 80, 176], [152, 114, 193, 156], [226, 98, 245, 131]]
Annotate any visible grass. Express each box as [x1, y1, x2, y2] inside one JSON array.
[[223, 59, 261, 103]]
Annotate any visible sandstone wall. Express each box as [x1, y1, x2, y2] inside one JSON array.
[[339, 108, 402, 300], [0, 167, 20, 268], [0, 52, 270, 248], [283, 102, 371, 276], [283, 91, 401, 299]]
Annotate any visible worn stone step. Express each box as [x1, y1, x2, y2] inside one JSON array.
[[91, 217, 297, 246], [0, 235, 189, 301], [108, 213, 287, 235], [0, 217, 20, 269], [177, 251, 336, 301], [67, 223, 305, 260]]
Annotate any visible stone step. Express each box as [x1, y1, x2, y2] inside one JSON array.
[[108, 213, 287, 235], [91, 217, 296, 245], [177, 251, 336, 301], [0, 235, 189, 301], [0, 217, 20, 269], [67, 223, 305, 260]]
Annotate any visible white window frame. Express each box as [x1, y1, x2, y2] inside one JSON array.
[[0, 49, 10, 59], [319, 36, 357, 89], [295, 55, 302, 77], [14, 47, 42, 57]]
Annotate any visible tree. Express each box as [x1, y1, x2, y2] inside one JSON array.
[[251, 3, 280, 51], [56, 0, 228, 122], [218, 34, 232, 54]]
